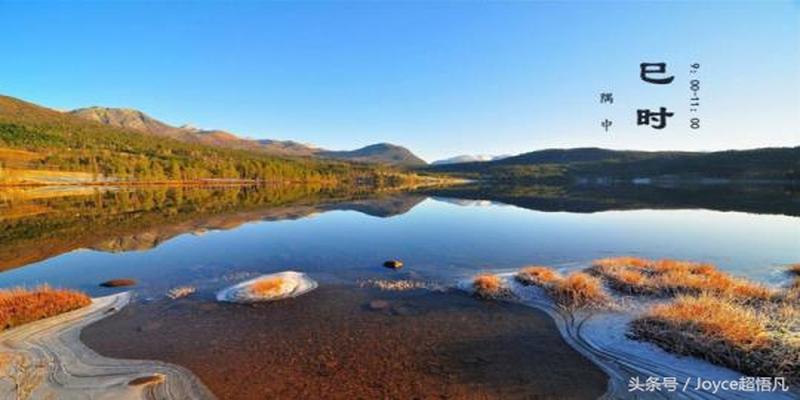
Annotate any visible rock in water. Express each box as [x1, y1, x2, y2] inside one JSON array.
[[383, 260, 404, 269], [368, 299, 390, 310], [99, 278, 137, 288], [216, 271, 317, 303]]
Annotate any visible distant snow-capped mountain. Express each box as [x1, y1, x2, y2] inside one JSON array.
[[431, 154, 512, 165]]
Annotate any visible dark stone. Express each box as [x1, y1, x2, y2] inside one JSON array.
[[383, 260, 404, 269], [99, 278, 137, 288]]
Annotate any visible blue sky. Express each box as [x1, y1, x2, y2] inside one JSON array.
[[1, 1, 798, 161]]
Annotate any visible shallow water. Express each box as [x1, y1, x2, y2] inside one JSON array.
[[0, 184, 798, 398], [84, 285, 609, 399]]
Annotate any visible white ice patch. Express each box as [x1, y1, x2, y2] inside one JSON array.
[[216, 271, 318, 303]]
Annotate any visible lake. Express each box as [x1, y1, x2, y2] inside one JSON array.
[[1, 184, 796, 294], [0, 183, 797, 399]]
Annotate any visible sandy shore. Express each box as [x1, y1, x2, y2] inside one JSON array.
[[83, 285, 607, 399], [0, 292, 214, 399]]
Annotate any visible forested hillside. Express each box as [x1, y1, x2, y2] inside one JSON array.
[[0, 96, 416, 185], [426, 147, 800, 182], [69, 106, 427, 166]]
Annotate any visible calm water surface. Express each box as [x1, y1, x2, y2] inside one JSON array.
[[0, 185, 797, 297]]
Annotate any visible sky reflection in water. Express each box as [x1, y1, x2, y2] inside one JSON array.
[[0, 194, 797, 297]]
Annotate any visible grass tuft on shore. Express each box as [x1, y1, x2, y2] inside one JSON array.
[[0, 285, 91, 330], [515, 266, 609, 309], [472, 274, 511, 300], [590, 257, 774, 301], [631, 293, 800, 382], [551, 273, 609, 310], [509, 258, 799, 381], [516, 266, 562, 286], [634, 293, 768, 347], [787, 278, 800, 302]]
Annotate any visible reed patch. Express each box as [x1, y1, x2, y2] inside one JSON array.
[[630, 293, 799, 383], [516, 266, 562, 286], [515, 266, 609, 309], [550, 273, 609, 309], [597, 257, 800, 383], [589, 257, 773, 301], [513, 258, 800, 381], [472, 274, 512, 300], [0, 285, 91, 330]]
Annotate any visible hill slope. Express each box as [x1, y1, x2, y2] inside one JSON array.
[[69, 107, 317, 157], [427, 147, 800, 182], [69, 107, 425, 166], [319, 143, 427, 166], [0, 95, 415, 185], [432, 154, 511, 165]]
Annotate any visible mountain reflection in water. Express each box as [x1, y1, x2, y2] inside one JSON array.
[[0, 182, 796, 297], [0, 185, 426, 272]]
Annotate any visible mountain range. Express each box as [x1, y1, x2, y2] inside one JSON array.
[[0, 95, 429, 185], [431, 154, 512, 165], [427, 147, 800, 182], [69, 107, 426, 166], [2, 94, 797, 185]]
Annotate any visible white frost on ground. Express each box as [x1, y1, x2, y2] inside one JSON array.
[[462, 273, 798, 400], [0, 292, 214, 399]]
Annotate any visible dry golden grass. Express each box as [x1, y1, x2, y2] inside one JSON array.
[[591, 258, 800, 381], [515, 266, 609, 309], [631, 293, 800, 382], [590, 257, 774, 301], [616, 268, 647, 286], [0, 168, 96, 185], [592, 256, 650, 269], [641, 294, 769, 347], [787, 278, 800, 302], [0, 203, 50, 221], [0, 285, 91, 330], [0, 147, 43, 169], [516, 266, 562, 286], [249, 277, 287, 297], [472, 274, 510, 299], [550, 273, 609, 309]]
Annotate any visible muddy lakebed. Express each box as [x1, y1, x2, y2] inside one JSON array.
[[0, 184, 798, 399]]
